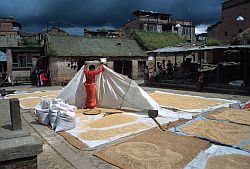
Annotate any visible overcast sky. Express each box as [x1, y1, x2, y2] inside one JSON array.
[[0, 0, 223, 35]]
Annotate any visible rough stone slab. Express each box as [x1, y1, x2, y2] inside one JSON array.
[[9, 98, 22, 130], [0, 135, 43, 162], [0, 99, 10, 126], [22, 111, 113, 169], [0, 127, 30, 140]]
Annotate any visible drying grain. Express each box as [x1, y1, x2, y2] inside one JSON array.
[[88, 113, 138, 128], [19, 97, 41, 108], [204, 107, 250, 125], [149, 92, 228, 110], [205, 154, 250, 169], [105, 142, 183, 169], [94, 128, 209, 169], [180, 119, 250, 148], [78, 122, 149, 140], [8, 91, 59, 99]]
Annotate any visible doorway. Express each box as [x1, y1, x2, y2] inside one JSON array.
[[113, 60, 132, 78]]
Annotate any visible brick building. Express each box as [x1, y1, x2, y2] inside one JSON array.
[[44, 35, 147, 85], [0, 17, 43, 85], [0, 17, 22, 46], [208, 0, 250, 42], [121, 10, 195, 43]]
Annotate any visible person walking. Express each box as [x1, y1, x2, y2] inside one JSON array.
[[84, 62, 103, 109]]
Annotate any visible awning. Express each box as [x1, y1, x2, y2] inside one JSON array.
[[0, 51, 7, 61]]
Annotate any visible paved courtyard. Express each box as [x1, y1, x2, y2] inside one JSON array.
[[1, 84, 249, 168]]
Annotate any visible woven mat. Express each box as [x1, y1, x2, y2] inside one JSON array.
[[203, 107, 250, 125], [58, 131, 86, 150], [94, 128, 209, 169]]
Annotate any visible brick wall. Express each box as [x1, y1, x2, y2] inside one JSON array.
[[208, 1, 250, 41]]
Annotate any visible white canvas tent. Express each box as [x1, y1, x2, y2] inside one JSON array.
[[57, 65, 191, 118]]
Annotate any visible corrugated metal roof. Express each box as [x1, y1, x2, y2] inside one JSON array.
[[151, 45, 250, 54], [46, 35, 147, 57]]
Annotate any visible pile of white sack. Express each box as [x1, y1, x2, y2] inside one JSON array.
[[35, 98, 77, 132]]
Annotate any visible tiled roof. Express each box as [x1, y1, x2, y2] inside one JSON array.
[[46, 35, 147, 57]]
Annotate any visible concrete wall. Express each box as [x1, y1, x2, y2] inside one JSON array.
[[49, 57, 77, 85], [49, 57, 144, 85], [0, 35, 20, 47]]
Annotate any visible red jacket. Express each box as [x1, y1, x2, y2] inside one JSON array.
[[84, 65, 103, 84]]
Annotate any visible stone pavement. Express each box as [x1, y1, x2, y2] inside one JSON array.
[[0, 84, 249, 169]]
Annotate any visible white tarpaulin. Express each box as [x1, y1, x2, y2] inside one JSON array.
[[184, 144, 250, 169], [57, 65, 191, 118]]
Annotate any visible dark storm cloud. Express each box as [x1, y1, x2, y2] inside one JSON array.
[[0, 0, 222, 33]]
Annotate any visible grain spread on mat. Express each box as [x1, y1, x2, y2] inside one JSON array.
[[78, 123, 149, 140], [204, 107, 250, 125], [8, 91, 59, 99], [205, 154, 250, 169], [87, 114, 138, 128], [19, 97, 41, 108], [149, 92, 228, 110], [180, 119, 250, 148], [104, 142, 183, 169]]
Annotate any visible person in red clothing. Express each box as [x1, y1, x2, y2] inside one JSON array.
[[84, 62, 103, 109]]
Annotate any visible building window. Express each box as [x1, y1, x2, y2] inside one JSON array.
[[224, 32, 228, 36], [12, 55, 32, 68], [239, 29, 243, 33], [182, 27, 191, 36]]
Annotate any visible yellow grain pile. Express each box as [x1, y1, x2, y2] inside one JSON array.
[[204, 107, 250, 125], [19, 97, 41, 108], [78, 123, 149, 140], [180, 119, 250, 148], [149, 92, 228, 110], [205, 154, 250, 169], [8, 91, 59, 99], [87, 114, 138, 128], [104, 142, 183, 169]]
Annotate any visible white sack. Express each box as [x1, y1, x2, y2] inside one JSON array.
[[55, 110, 76, 132], [40, 97, 52, 109], [49, 103, 59, 130], [35, 100, 50, 125], [48, 99, 62, 129], [57, 65, 177, 117], [49, 99, 76, 130]]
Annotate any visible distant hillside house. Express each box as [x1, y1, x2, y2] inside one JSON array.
[[84, 29, 123, 38], [121, 10, 195, 43], [196, 33, 208, 42], [208, 0, 250, 42], [44, 35, 148, 85]]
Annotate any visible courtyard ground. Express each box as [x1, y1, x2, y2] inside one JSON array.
[[0, 83, 249, 169]]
